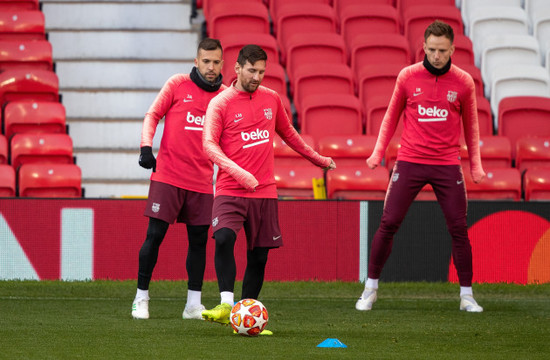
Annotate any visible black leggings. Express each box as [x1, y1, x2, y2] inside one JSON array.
[[214, 227, 270, 300], [137, 217, 209, 291]]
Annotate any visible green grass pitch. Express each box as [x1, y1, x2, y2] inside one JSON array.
[[1, 281, 549, 359]]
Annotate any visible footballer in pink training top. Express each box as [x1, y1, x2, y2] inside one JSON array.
[[356, 21, 486, 313], [201, 45, 336, 331], [132, 38, 226, 321]]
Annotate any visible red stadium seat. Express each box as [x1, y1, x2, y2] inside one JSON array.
[[339, 5, 400, 51], [299, 94, 363, 142], [396, 0, 455, 17], [284, 33, 347, 80], [0, 40, 53, 71], [364, 95, 404, 137], [384, 138, 400, 170], [459, 136, 512, 170], [0, 0, 40, 11], [0, 10, 45, 40], [403, 5, 463, 50], [3, 101, 66, 139], [291, 63, 354, 113], [0, 69, 59, 107], [10, 133, 74, 170], [273, 133, 316, 167], [18, 163, 82, 198], [357, 63, 402, 109], [515, 137, 550, 173], [524, 167, 550, 201], [475, 96, 493, 136], [0, 164, 16, 197], [318, 135, 376, 167], [274, 164, 324, 199], [414, 34, 475, 66], [202, 0, 264, 20], [334, 0, 395, 18], [326, 165, 389, 200], [270, 0, 332, 30], [464, 168, 522, 201], [350, 34, 410, 77], [206, 2, 269, 39], [498, 96, 550, 158], [0, 134, 8, 164], [456, 63, 485, 97], [276, 4, 337, 63]]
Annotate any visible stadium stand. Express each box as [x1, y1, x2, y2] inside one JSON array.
[[318, 134, 376, 168], [338, 4, 400, 51], [0, 10, 45, 40], [474, 96, 494, 136], [523, 167, 550, 201], [0, 69, 59, 107], [350, 34, 410, 75], [3, 101, 66, 140], [201, 0, 264, 20], [206, 2, 269, 39], [299, 94, 362, 142], [357, 63, 402, 110], [457, 63, 484, 97], [480, 35, 541, 98], [490, 65, 550, 125], [291, 63, 354, 113], [384, 138, 400, 170], [10, 133, 74, 170], [274, 163, 324, 199], [464, 168, 522, 201], [0, 39, 53, 71], [459, 136, 512, 170], [397, 0, 455, 18], [461, 0, 523, 36], [273, 133, 317, 167], [498, 96, 550, 159], [364, 95, 404, 137], [18, 163, 82, 198], [269, 0, 332, 27], [284, 32, 347, 80], [334, 0, 395, 18], [275, 3, 337, 63], [0, 164, 16, 197], [533, 13, 550, 66], [0, 0, 39, 11], [515, 136, 550, 173], [326, 165, 389, 200], [0, 135, 8, 164]]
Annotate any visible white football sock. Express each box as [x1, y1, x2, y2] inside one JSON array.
[[460, 286, 473, 297], [135, 288, 149, 301], [186, 290, 201, 307], [221, 291, 234, 306], [365, 278, 379, 290]]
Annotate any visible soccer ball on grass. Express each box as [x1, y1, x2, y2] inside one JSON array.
[[230, 298, 269, 336]]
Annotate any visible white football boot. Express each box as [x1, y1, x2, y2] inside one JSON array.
[[182, 304, 206, 320], [460, 295, 483, 312], [355, 287, 378, 311], [131, 298, 150, 319]]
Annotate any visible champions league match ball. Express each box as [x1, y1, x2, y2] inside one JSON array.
[[230, 299, 269, 336]]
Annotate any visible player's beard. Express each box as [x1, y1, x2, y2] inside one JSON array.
[[242, 79, 260, 93]]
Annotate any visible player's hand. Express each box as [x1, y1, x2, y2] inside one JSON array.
[[366, 155, 381, 169], [471, 167, 486, 184], [323, 159, 336, 171], [139, 146, 156, 172], [242, 173, 259, 192]]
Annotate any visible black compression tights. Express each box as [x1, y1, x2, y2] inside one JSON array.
[[137, 217, 209, 291], [214, 227, 270, 300]]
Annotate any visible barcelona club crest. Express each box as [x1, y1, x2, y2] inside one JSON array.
[[263, 108, 273, 120], [447, 91, 457, 102]]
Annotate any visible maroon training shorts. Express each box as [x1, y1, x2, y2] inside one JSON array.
[[144, 180, 213, 225], [211, 195, 283, 250]]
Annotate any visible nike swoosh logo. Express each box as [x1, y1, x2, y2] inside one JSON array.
[[413, 92, 423, 97], [183, 99, 193, 102], [234, 118, 243, 122], [457, 180, 464, 184], [273, 235, 281, 241]]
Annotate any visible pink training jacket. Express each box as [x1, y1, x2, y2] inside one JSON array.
[[203, 84, 332, 199], [371, 62, 483, 173], [141, 74, 226, 194]]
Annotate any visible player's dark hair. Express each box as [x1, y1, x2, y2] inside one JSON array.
[[198, 38, 223, 54], [424, 20, 454, 44], [236, 44, 267, 66]]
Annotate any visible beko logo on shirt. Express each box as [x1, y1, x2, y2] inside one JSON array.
[[241, 129, 270, 148], [185, 112, 204, 131], [417, 105, 448, 122]]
